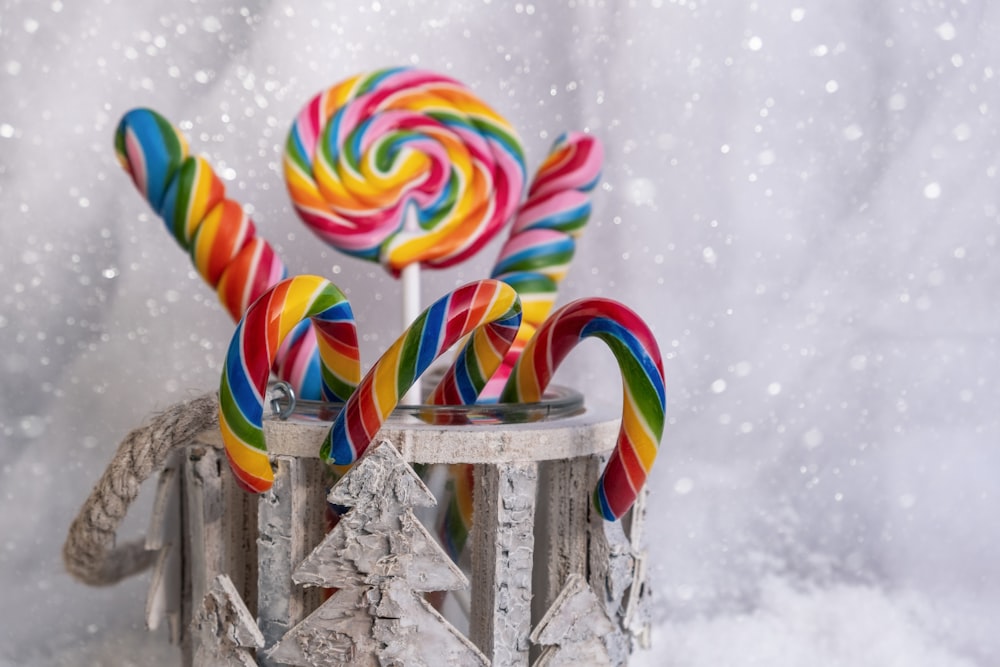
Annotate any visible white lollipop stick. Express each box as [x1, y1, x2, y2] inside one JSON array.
[[401, 205, 422, 404]]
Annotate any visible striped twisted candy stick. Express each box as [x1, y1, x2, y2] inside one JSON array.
[[114, 108, 326, 399], [219, 275, 361, 493], [481, 132, 603, 399], [500, 298, 665, 521], [321, 279, 522, 465], [284, 67, 527, 275]]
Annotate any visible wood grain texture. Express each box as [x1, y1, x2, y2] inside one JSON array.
[[257, 456, 327, 666], [182, 446, 226, 663], [530, 573, 615, 666], [191, 574, 263, 667], [145, 451, 182, 643], [195, 413, 619, 464], [470, 461, 538, 666], [267, 441, 487, 667], [163, 412, 651, 666], [532, 456, 595, 628]]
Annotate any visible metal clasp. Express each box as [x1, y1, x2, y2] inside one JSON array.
[[268, 381, 296, 421]]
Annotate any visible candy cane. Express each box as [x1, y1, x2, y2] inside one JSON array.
[[114, 108, 325, 399], [501, 298, 666, 521], [219, 275, 361, 493], [321, 279, 522, 466]]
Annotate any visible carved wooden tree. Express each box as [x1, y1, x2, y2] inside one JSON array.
[[191, 574, 264, 667], [530, 573, 616, 667], [267, 440, 488, 666]]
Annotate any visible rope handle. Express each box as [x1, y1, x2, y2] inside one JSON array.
[[63, 392, 219, 586]]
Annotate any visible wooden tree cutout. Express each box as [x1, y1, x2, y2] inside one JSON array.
[[191, 574, 264, 667], [267, 440, 488, 666], [530, 573, 616, 667]]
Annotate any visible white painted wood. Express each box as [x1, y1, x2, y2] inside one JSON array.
[[626, 552, 652, 651], [469, 461, 538, 666], [267, 441, 486, 666], [588, 516, 634, 665], [266, 587, 378, 666], [146, 548, 180, 642], [621, 489, 653, 651], [182, 446, 227, 663], [191, 574, 264, 667], [532, 456, 595, 627], [269, 581, 489, 666], [588, 485, 652, 663], [167, 446, 262, 662], [590, 517, 635, 611], [530, 573, 616, 667], [223, 457, 258, 616], [256, 456, 327, 666], [295, 495, 465, 593], [325, 437, 438, 511], [159, 411, 649, 666], [146, 455, 180, 552], [145, 452, 182, 643], [194, 413, 619, 464], [374, 577, 487, 666]]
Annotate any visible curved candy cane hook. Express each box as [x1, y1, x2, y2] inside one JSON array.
[[500, 297, 666, 521], [219, 275, 361, 493]]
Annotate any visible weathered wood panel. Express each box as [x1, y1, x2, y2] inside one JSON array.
[[257, 456, 327, 666], [470, 461, 538, 666]]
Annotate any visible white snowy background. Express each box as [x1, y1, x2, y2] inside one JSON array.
[[2, 0, 999, 665]]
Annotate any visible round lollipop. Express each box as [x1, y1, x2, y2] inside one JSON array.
[[322, 279, 522, 466], [500, 297, 665, 521], [284, 67, 527, 274], [114, 108, 326, 399], [219, 275, 361, 493]]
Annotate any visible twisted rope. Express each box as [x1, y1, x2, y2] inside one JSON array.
[[63, 392, 219, 586]]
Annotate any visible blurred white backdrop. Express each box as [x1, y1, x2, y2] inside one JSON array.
[[2, 1, 999, 665]]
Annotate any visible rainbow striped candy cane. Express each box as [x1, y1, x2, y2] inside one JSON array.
[[500, 297, 666, 521], [114, 108, 326, 400], [321, 279, 522, 466], [219, 275, 361, 493]]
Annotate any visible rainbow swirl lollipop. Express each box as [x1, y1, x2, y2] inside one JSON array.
[[284, 67, 527, 275], [219, 275, 361, 493], [501, 298, 665, 521], [114, 108, 326, 398]]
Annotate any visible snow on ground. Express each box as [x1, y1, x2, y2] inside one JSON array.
[[639, 577, 987, 667]]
